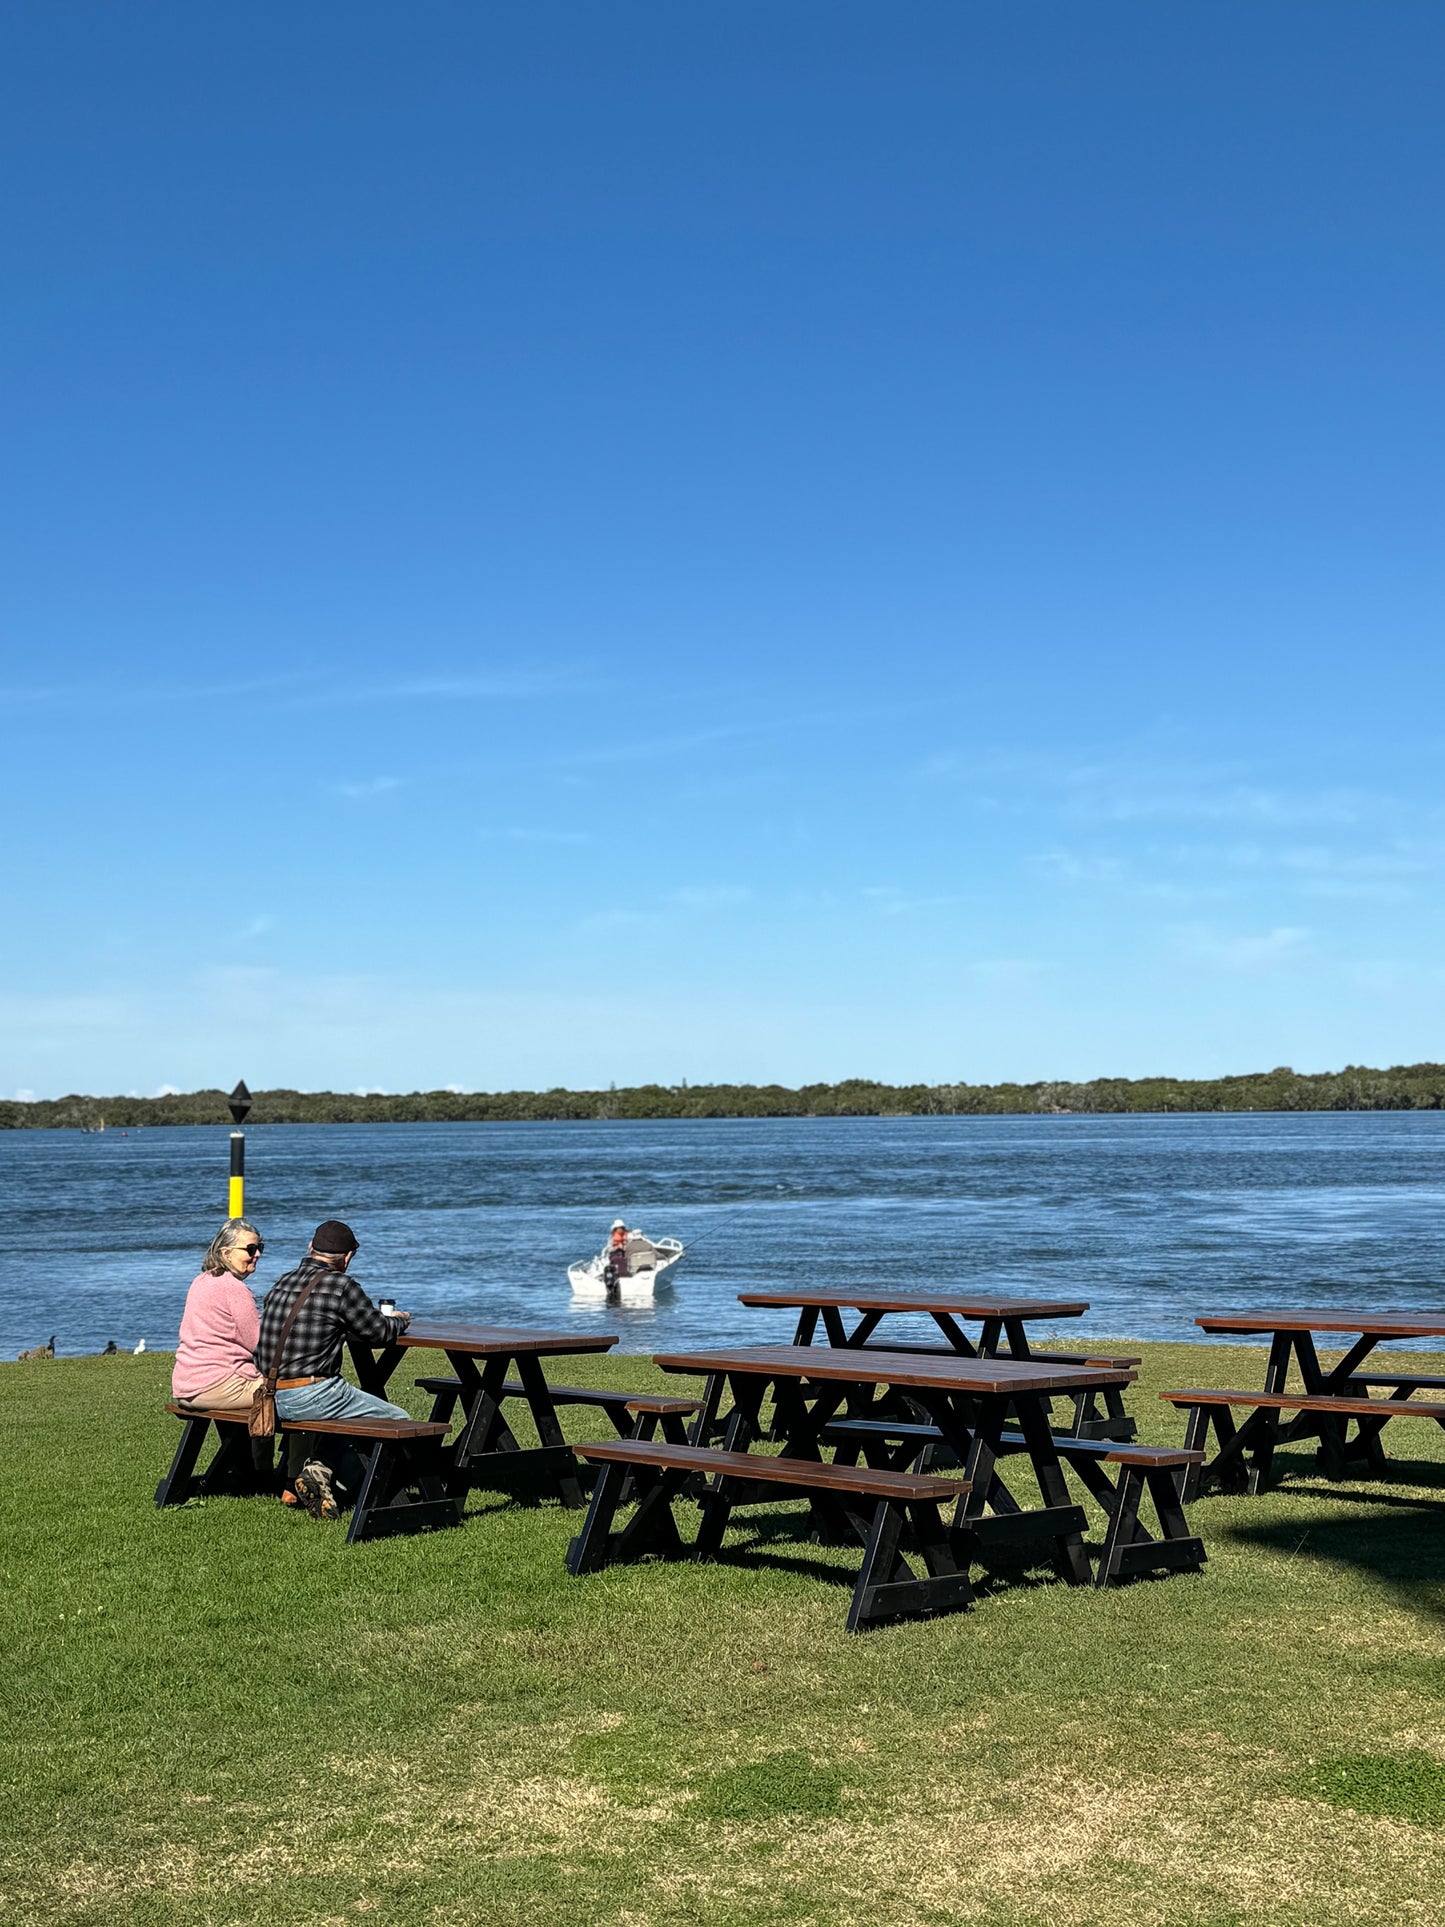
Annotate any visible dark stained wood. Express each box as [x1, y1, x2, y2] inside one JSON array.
[[1195, 1310, 1445, 1339], [1163, 1387, 1445, 1420], [740, 1289, 1088, 1319], [397, 1320, 619, 1355], [280, 1416, 452, 1440], [504, 1382, 698, 1415], [415, 1376, 698, 1415], [822, 1415, 1200, 1471], [570, 1436, 971, 1503], [165, 1400, 449, 1439], [655, 1343, 1136, 1397], [1023, 1350, 1142, 1370]]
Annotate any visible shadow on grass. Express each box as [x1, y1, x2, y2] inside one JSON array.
[[695, 1504, 1070, 1601], [1220, 1487, 1445, 1623]]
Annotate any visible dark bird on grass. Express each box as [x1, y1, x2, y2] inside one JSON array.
[[101, 1340, 120, 1356], [19, 1335, 55, 1361]]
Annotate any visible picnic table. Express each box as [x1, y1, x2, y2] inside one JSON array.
[[738, 1287, 1089, 1354], [1195, 1307, 1445, 1397], [1168, 1309, 1445, 1494], [735, 1288, 1138, 1439], [656, 1342, 1141, 1585], [347, 1319, 618, 1507]]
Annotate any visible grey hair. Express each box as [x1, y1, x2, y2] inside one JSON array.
[[201, 1218, 262, 1276]]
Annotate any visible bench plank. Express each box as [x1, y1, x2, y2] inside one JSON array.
[[565, 1437, 974, 1631], [822, 1416, 1198, 1470], [167, 1402, 448, 1440], [1162, 1388, 1445, 1420], [572, 1436, 969, 1503], [1162, 1387, 1445, 1498]]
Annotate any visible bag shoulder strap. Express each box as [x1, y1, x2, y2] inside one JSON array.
[[264, 1265, 330, 1390]]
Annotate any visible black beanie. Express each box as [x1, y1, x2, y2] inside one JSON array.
[[311, 1219, 358, 1254]]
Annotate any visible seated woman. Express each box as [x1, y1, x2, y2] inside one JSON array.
[[173, 1218, 267, 1412]]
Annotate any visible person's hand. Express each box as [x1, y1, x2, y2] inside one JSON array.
[[397, 1309, 411, 1326]]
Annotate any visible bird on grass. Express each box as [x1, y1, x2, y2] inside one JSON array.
[[132, 1338, 146, 1355], [19, 1335, 55, 1361]]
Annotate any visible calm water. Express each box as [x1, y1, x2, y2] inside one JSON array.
[[3, 1113, 1445, 1360]]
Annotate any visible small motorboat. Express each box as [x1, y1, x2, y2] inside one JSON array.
[[568, 1227, 685, 1304]]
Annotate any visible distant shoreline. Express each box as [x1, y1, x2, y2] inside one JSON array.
[[7, 1063, 1445, 1127]]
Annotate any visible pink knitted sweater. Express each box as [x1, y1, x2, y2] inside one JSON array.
[[172, 1271, 262, 1398]]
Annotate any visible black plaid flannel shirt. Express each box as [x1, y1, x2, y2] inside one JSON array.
[[256, 1256, 405, 1380]]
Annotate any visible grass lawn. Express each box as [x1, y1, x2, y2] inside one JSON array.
[[3, 1342, 1445, 1926]]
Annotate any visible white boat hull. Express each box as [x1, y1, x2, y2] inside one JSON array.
[[568, 1239, 684, 1304]]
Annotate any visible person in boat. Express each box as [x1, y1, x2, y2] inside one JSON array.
[[173, 1219, 268, 1415], [256, 1220, 411, 1519], [603, 1218, 630, 1291]]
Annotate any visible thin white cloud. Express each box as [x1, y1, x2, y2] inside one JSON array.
[[668, 886, 752, 909], [478, 826, 593, 845], [332, 668, 595, 705], [328, 776, 403, 801], [1033, 851, 1130, 885], [1071, 784, 1374, 829], [967, 958, 1049, 985], [0, 672, 309, 712], [861, 886, 955, 916], [1169, 924, 1311, 971], [916, 743, 1395, 833]]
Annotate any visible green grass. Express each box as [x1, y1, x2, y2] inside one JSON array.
[[3, 1341, 1445, 1925]]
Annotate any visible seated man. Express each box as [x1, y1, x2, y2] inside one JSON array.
[[256, 1218, 411, 1519], [603, 1217, 629, 1293]]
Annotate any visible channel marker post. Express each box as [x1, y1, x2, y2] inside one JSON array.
[[227, 1080, 252, 1216]]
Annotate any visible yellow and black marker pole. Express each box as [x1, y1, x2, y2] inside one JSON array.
[[227, 1080, 253, 1218]]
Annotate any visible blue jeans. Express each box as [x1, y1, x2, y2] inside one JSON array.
[[275, 1377, 410, 1488], [274, 1377, 409, 1425]]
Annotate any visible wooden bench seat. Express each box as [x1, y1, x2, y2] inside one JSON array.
[[822, 1417, 1205, 1587], [565, 1436, 974, 1632], [1163, 1386, 1445, 1496], [416, 1375, 699, 1444], [155, 1403, 462, 1545]]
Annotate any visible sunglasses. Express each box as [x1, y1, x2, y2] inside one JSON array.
[[237, 1242, 263, 1258]]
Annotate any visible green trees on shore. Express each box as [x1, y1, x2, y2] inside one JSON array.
[[6, 1063, 1445, 1128]]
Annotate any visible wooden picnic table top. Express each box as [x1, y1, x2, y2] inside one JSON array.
[[654, 1343, 1135, 1397], [1195, 1309, 1445, 1340], [389, 1320, 620, 1357], [738, 1289, 1088, 1320]]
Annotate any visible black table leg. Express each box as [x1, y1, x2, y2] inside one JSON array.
[[845, 1310, 886, 1348], [1263, 1332, 1295, 1396], [348, 1340, 405, 1396], [1013, 1395, 1093, 1584], [514, 1351, 585, 1507]]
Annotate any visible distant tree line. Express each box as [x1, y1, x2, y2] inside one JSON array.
[[7, 1064, 1445, 1129]]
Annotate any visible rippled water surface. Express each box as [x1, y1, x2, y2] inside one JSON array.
[[3, 1113, 1445, 1359]]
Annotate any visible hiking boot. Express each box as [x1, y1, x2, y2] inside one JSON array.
[[294, 1459, 339, 1521]]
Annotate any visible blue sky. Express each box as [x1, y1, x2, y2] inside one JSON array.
[[4, 4, 1444, 1098]]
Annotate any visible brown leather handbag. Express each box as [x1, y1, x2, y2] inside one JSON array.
[[249, 1270, 327, 1438]]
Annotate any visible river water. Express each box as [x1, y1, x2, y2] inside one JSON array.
[[3, 1112, 1444, 1360]]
